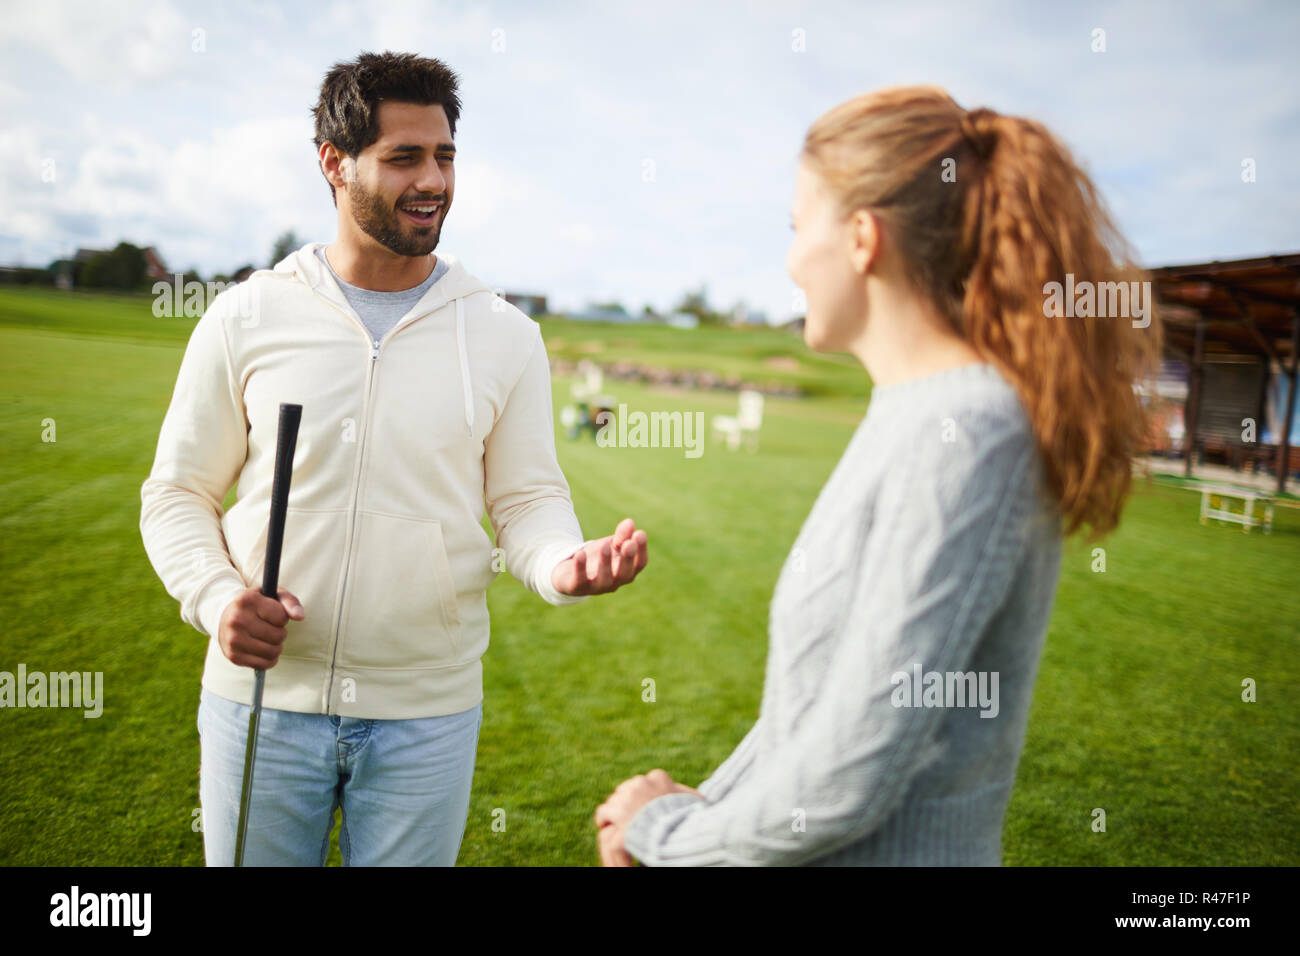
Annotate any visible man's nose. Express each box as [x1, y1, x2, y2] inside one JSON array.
[[415, 160, 447, 197]]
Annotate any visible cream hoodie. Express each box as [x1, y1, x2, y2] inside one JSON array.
[[140, 242, 587, 719]]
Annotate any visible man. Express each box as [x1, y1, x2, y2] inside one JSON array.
[[139, 51, 647, 867]]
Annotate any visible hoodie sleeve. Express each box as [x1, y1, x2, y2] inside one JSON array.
[[139, 294, 250, 639], [483, 326, 588, 606]]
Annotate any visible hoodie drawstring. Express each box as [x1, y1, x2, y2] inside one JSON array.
[[288, 245, 477, 438], [456, 297, 474, 437]]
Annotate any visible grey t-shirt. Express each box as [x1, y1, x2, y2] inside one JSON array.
[[315, 246, 449, 347]]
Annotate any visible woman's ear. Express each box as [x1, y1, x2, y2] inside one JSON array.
[[850, 209, 879, 275]]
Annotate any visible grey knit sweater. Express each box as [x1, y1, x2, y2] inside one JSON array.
[[622, 362, 1063, 866]]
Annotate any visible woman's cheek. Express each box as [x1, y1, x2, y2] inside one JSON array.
[[786, 238, 807, 291], [803, 293, 827, 350], [803, 256, 834, 348]]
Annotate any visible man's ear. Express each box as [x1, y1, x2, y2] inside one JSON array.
[[849, 209, 879, 275], [319, 143, 356, 191]]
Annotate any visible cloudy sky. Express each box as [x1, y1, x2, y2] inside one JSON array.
[[2, 0, 1297, 321]]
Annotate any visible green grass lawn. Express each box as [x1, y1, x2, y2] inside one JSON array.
[[535, 313, 870, 399], [0, 286, 1296, 866]]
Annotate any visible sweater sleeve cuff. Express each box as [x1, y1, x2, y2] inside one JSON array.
[[193, 574, 248, 639], [622, 793, 709, 865], [533, 539, 590, 607]]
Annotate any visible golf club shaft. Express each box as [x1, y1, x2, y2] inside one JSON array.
[[233, 670, 265, 867], [234, 402, 302, 866]]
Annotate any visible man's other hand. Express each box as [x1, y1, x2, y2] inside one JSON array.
[[551, 518, 648, 596]]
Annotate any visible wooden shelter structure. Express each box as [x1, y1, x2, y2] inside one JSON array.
[[1150, 253, 1300, 494]]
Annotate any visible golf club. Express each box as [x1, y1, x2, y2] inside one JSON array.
[[234, 401, 302, 867]]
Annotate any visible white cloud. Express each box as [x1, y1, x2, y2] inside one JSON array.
[[1, 0, 1296, 319], [6, 0, 191, 91]]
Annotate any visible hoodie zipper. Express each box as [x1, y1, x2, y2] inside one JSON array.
[[314, 293, 442, 713]]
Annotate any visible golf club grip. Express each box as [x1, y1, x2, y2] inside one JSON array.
[[261, 403, 302, 599]]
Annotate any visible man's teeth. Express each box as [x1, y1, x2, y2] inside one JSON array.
[[402, 204, 440, 213]]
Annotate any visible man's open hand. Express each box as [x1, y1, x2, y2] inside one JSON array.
[[552, 517, 648, 596]]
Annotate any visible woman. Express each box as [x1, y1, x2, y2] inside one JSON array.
[[593, 86, 1161, 866]]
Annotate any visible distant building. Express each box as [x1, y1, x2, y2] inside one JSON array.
[[665, 311, 699, 329], [1153, 357, 1189, 402], [142, 247, 169, 281], [730, 304, 769, 326], [505, 292, 548, 316], [1150, 252, 1300, 492], [567, 304, 647, 324], [71, 245, 170, 284]]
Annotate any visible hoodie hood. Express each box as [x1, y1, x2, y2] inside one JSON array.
[[272, 242, 487, 437]]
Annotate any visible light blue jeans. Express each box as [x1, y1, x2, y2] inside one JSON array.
[[197, 687, 482, 866]]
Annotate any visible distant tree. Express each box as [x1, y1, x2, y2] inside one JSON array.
[[674, 284, 724, 325], [0, 266, 53, 285], [589, 300, 627, 314], [269, 230, 300, 268], [78, 242, 148, 289]]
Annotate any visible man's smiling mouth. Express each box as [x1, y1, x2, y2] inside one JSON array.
[[398, 201, 443, 225]]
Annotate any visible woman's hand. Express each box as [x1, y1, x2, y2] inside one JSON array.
[[595, 770, 704, 866], [597, 820, 635, 867]]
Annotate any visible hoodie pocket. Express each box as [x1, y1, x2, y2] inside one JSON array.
[[335, 510, 463, 670], [240, 508, 347, 664]]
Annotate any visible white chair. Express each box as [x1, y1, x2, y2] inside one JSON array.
[[712, 390, 764, 452], [570, 360, 604, 401], [563, 360, 616, 439]]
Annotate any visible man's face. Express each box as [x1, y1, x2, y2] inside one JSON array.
[[342, 100, 455, 256]]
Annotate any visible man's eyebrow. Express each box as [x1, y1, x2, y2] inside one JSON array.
[[384, 143, 456, 155]]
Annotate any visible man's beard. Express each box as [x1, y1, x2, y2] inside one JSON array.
[[349, 177, 447, 257]]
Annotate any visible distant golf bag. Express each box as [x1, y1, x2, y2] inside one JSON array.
[[234, 402, 303, 867]]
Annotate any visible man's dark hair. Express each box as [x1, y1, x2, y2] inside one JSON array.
[[312, 51, 462, 206]]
